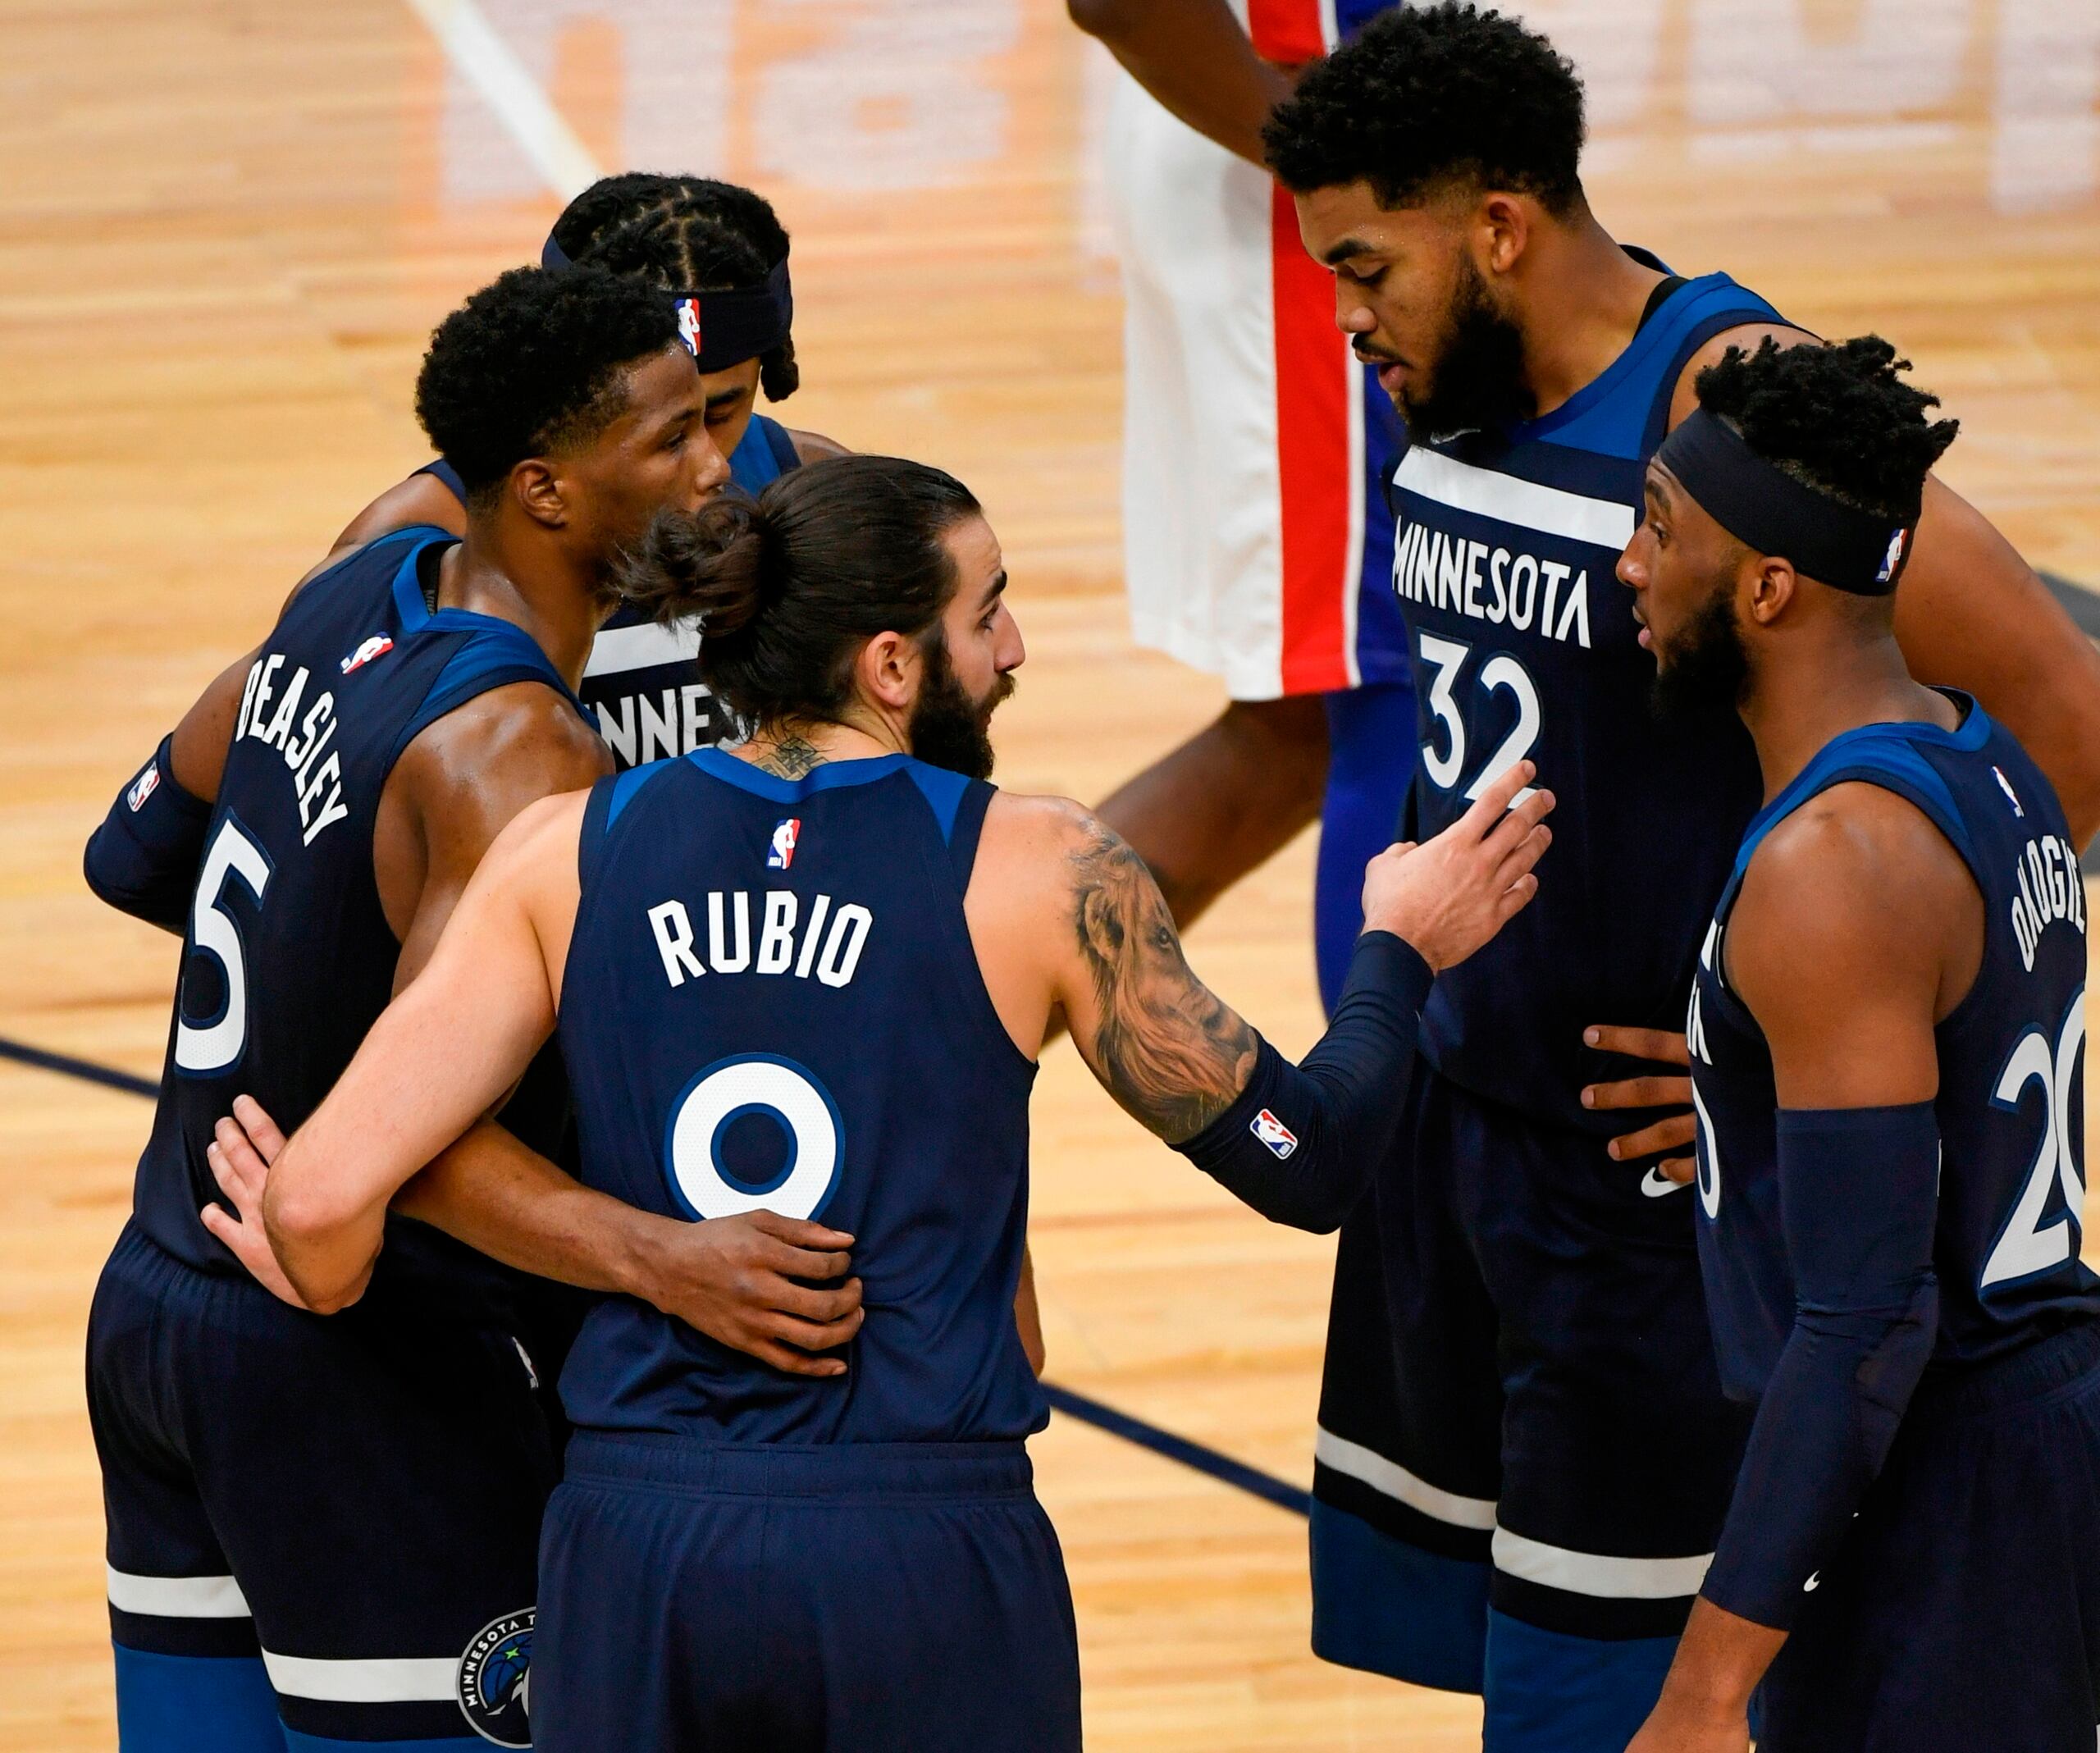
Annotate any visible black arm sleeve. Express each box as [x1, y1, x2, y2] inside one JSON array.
[[1173, 930, 1433, 1233], [83, 735, 212, 934]]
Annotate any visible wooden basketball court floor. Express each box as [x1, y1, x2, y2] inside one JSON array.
[[1, 1, 2096, 1746]]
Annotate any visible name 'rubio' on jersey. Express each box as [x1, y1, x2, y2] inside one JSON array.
[[1387, 261, 1783, 1134], [555, 748, 1043, 1446], [130, 526, 589, 1311], [1687, 698, 2100, 1395], [418, 413, 797, 769]]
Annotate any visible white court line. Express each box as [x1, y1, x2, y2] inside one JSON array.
[[400, 0, 602, 201]]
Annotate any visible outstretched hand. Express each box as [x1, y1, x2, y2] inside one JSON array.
[[202, 1095, 309, 1309], [1359, 760, 1554, 972]]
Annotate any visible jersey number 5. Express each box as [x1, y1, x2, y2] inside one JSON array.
[[1418, 632, 1541, 805], [1980, 991, 2085, 1291], [174, 818, 273, 1076]]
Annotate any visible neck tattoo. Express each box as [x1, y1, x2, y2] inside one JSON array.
[[748, 732, 829, 779]]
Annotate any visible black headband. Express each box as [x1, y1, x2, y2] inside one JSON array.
[[1655, 409, 1919, 596], [539, 228, 794, 372]]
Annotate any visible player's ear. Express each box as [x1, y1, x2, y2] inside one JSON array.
[[1747, 555, 1798, 626], [509, 459, 568, 530], [857, 630, 918, 714], [1476, 191, 1531, 280]]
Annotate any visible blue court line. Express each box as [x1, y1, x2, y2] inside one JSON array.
[[0, 1034, 158, 1098], [0, 1033, 1317, 1518], [1042, 1384, 1312, 1517]]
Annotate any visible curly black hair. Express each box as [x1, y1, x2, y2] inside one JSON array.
[[1263, 2, 1586, 214], [546, 171, 685, 263], [585, 189, 801, 401], [414, 264, 682, 506], [1696, 336, 1958, 519]]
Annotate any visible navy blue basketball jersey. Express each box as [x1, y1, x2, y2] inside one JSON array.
[[422, 413, 798, 768], [131, 526, 588, 1305], [555, 748, 1043, 1445], [1387, 262, 1782, 1132], [1687, 696, 2100, 1395]]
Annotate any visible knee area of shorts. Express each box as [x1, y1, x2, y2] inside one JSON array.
[[112, 1646, 282, 1753], [1481, 1609, 1678, 1753]]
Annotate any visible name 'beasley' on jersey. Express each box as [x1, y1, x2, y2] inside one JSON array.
[[1388, 264, 1781, 1130], [1687, 701, 2100, 1388], [130, 524, 587, 1300]]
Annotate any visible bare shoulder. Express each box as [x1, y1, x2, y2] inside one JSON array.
[[1730, 781, 1970, 1007], [787, 427, 851, 465], [326, 472, 467, 558], [393, 681, 612, 826], [1667, 322, 1819, 427]]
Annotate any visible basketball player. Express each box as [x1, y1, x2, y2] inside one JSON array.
[[1622, 337, 2100, 1752], [1259, 6, 2100, 1740], [337, 173, 845, 765], [1072, 0, 1414, 1010], [240, 454, 1552, 1748], [79, 265, 857, 1751]]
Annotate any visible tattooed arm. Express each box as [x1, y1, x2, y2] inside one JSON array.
[[1039, 764, 1554, 1224]]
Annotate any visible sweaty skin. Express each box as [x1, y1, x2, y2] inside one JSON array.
[[253, 511, 1552, 1322], [1290, 176, 2100, 1166]]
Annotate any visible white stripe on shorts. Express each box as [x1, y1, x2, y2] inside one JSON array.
[[1314, 1426, 1500, 1531], [106, 1565, 252, 1618], [1393, 447, 1638, 551], [260, 1650, 461, 1704], [584, 616, 701, 678], [1491, 1527, 1713, 1600]]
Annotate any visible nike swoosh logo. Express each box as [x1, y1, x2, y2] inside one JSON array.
[[1641, 1167, 1690, 1198], [1803, 1572, 1821, 1592]]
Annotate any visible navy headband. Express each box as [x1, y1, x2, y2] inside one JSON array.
[[540, 227, 794, 372], [1655, 409, 1919, 596]]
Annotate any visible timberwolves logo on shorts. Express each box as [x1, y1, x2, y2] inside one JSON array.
[[456, 1608, 534, 1747]]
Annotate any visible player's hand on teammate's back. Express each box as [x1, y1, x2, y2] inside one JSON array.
[[639, 1210, 865, 1378], [202, 1095, 312, 1310], [1359, 760, 1554, 971], [1579, 1025, 1696, 1182]]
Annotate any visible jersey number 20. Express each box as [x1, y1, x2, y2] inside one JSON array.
[[1981, 992, 2085, 1290], [175, 818, 272, 1076]]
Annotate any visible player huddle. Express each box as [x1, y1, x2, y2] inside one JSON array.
[[79, 6, 2100, 1751]]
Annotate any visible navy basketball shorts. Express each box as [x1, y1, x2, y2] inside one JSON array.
[[533, 1432, 1082, 1751], [1309, 1065, 1751, 1751], [88, 1220, 558, 1751], [1758, 1321, 2100, 1752]]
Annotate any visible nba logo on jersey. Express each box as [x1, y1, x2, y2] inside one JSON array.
[[340, 634, 393, 674], [126, 763, 160, 813], [1993, 766, 2025, 818], [675, 297, 702, 358], [1250, 1109, 1298, 1159], [767, 817, 801, 870]]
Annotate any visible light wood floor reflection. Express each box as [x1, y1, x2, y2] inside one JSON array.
[[0, 1, 2094, 1746]]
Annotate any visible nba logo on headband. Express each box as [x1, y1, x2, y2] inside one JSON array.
[[674, 297, 702, 359], [1875, 526, 1911, 587]]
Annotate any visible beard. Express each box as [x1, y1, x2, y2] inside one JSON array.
[[1649, 581, 1750, 724], [908, 635, 1013, 780], [1393, 254, 1534, 441]]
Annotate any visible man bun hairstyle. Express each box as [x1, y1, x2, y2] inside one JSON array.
[[1696, 336, 1959, 521], [619, 455, 982, 731], [413, 264, 682, 507], [1264, 2, 1586, 215]]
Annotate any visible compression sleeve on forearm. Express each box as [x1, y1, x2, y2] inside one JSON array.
[[1173, 929, 1434, 1234], [83, 735, 212, 934], [1700, 1102, 1941, 1630]]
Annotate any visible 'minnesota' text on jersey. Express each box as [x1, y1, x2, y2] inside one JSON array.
[[557, 748, 1043, 1444], [1689, 697, 2100, 1392], [1389, 262, 1782, 1131]]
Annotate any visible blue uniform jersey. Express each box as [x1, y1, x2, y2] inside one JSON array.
[[1687, 696, 2100, 1395], [420, 412, 800, 766], [556, 747, 1043, 1445], [1387, 261, 1783, 1131], [131, 526, 589, 1308]]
